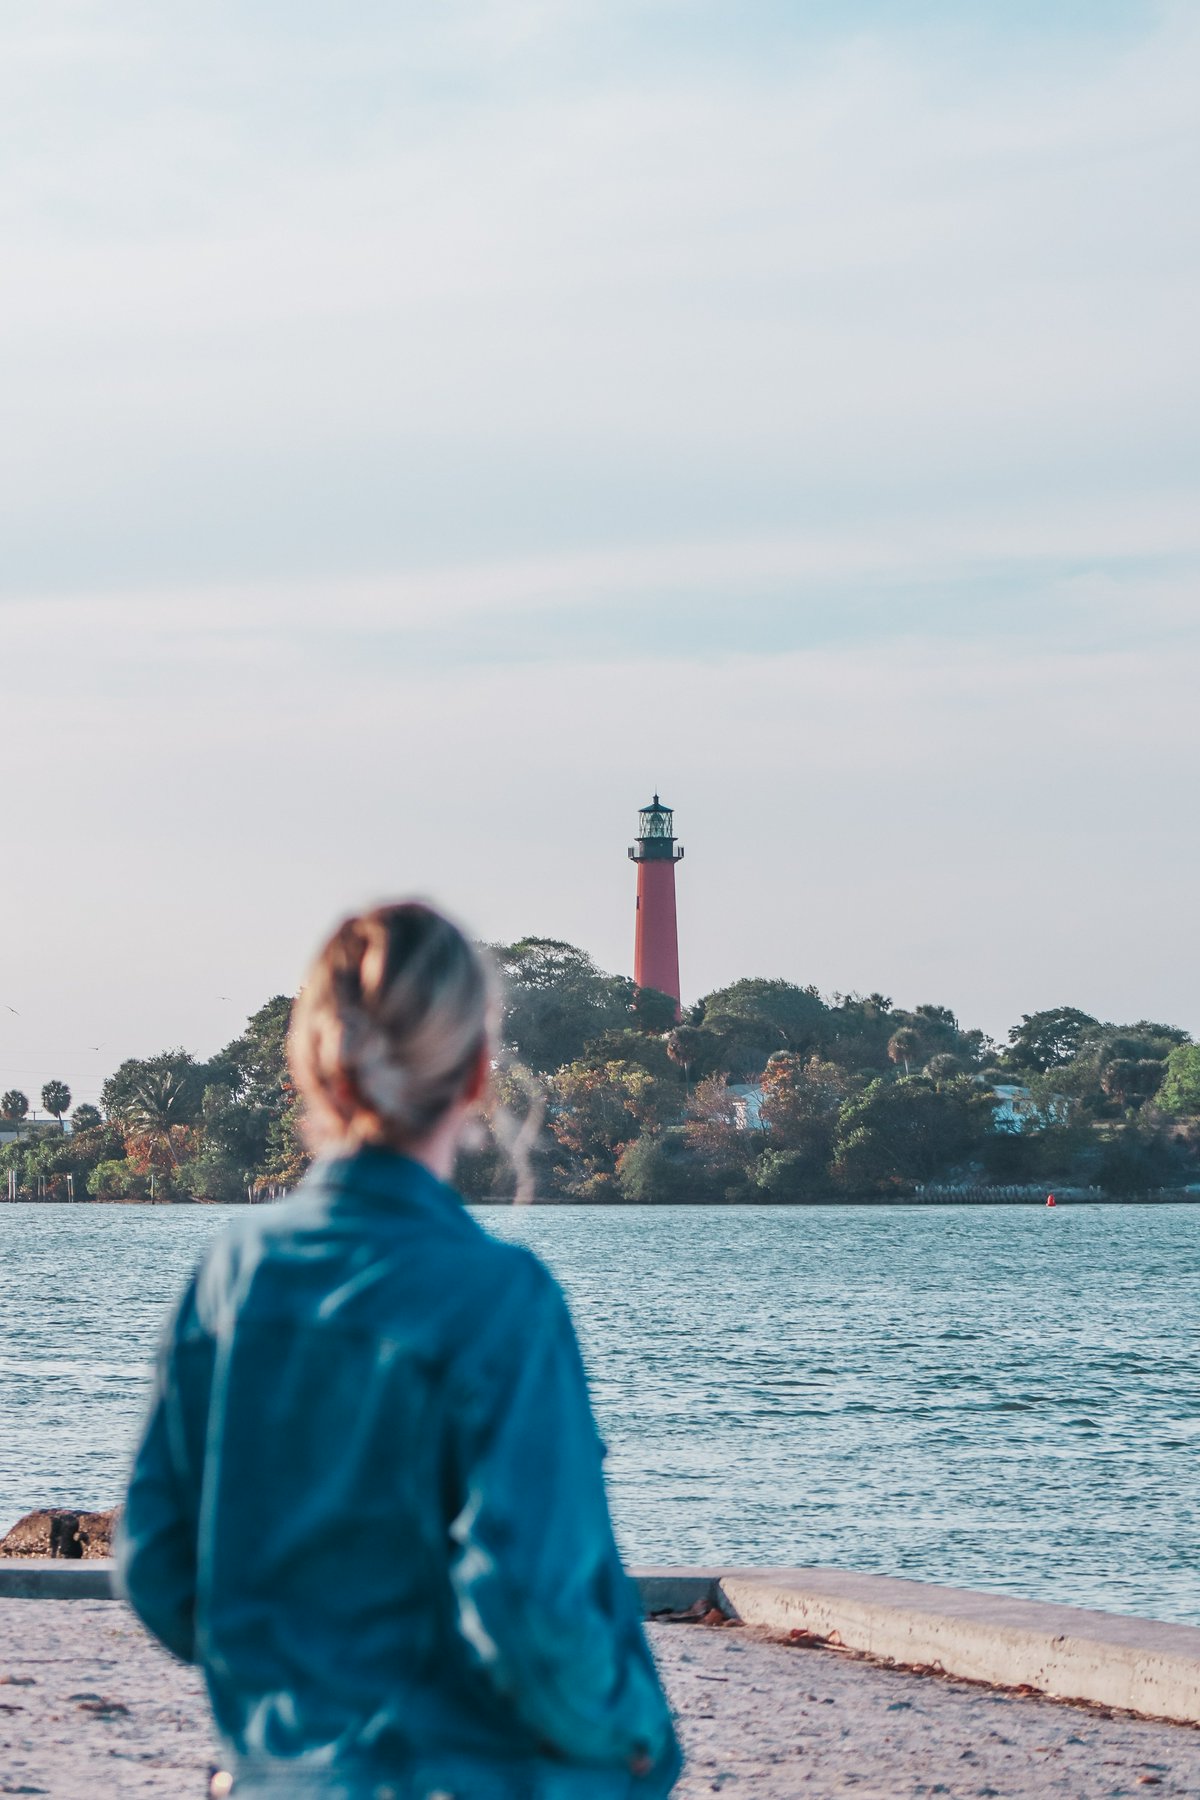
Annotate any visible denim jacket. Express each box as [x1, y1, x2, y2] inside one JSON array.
[[117, 1148, 681, 1798]]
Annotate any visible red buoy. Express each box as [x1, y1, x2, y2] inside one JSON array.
[[1046, 1194, 1057, 1207]]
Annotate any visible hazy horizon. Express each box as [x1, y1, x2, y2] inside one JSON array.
[[2, 1, 1197, 1110]]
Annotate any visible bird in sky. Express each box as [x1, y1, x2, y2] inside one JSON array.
[[4, 1005, 19, 1016]]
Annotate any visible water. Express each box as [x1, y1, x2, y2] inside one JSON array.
[[2, 1202, 1198, 1624]]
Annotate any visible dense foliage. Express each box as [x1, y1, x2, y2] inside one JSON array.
[[2, 954, 1197, 1203], [0, 997, 303, 1205], [461, 967, 1198, 1201]]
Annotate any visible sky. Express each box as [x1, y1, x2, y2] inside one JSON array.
[[1, 1, 1197, 1111]]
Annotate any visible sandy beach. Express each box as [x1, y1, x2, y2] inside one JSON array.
[[3, 1600, 1199, 1798]]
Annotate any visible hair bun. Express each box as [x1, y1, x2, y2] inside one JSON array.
[[289, 902, 496, 1151]]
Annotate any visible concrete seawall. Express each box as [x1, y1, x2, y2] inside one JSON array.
[[637, 1567, 1200, 1725], [5, 1559, 1199, 1726], [0, 1559, 116, 1599]]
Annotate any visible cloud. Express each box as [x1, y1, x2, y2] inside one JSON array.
[[1, 596, 1193, 1034], [0, 2, 1196, 1099], [2, 3, 1198, 590]]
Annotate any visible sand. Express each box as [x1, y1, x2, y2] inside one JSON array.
[[2, 1601, 1199, 1798]]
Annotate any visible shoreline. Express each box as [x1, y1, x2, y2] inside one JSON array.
[[7, 1559, 1200, 1727], [3, 1190, 1200, 1208]]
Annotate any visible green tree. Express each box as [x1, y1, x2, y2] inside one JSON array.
[[550, 1056, 672, 1192], [86, 1157, 151, 1200], [1156, 1044, 1200, 1118], [1023, 1020, 1187, 1121], [614, 1128, 716, 1203], [580, 1027, 681, 1084], [102, 1051, 205, 1169], [71, 1102, 103, 1133], [1100, 1058, 1167, 1108], [262, 1076, 309, 1186], [199, 1083, 267, 1165], [691, 979, 829, 1079], [102, 1052, 204, 1129], [821, 991, 909, 1072], [664, 1024, 724, 1083], [834, 1076, 994, 1191], [914, 1005, 987, 1065], [678, 1075, 756, 1198], [630, 986, 679, 1033], [41, 1080, 71, 1128], [1007, 1008, 1100, 1072], [176, 1148, 249, 1204], [757, 1053, 853, 1193], [216, 996, 293, 1106], [875, 1004, 985, 1076], [1, 1090, 29, 1129], [887, 1028, 920, 1076], [1094, 1119, 1187, 1195], [978, 1114, 1093, 1184], [754, 1148, 822, 1200], [1124, 1021, 1192, 1051], [213, 996, 307, 1187], [491, 939, 635, 1074], [18, 1122, 116, 1200]]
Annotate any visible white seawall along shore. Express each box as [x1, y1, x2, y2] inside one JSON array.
[[636, 1566, 1200, 1726], [4, 1560, 1200, 1727]]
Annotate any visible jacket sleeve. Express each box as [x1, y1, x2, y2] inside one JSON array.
[[448, 1266, 680, 1784], [115, 1278, 208, 1664]]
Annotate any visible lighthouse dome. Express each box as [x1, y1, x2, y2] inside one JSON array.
[[638, 795, 674, 839]]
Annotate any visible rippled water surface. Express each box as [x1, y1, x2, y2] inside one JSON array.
[[3, 1202, 1198, 1623]]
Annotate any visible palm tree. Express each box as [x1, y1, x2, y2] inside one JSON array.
[[126, 1065, 198, 1167], [923, 1053, 966, 1084], [887, 1028, 920, 1078], [41, 1080, 71, 1130], [1, 1090, 29, 1134]]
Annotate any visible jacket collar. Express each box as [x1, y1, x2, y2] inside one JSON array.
[[316, 1142, 465, 1218]]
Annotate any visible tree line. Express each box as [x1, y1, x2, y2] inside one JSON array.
[[0, 997, 301, 1203], [2, 942, 1198, 1203]]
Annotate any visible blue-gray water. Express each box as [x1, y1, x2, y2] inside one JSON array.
[[2, 1203, 1197, 1624]]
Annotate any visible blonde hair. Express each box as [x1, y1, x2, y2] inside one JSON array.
[[289, 902, 496, 1151]]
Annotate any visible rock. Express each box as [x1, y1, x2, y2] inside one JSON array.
[[0, 1508, 118, 1559]]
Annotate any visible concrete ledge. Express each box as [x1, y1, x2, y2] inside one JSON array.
[[0, 1559, 116, 1599], [632, 1568, 724, 1615], [634, 1566, 1200, 1726], [8, 1559, 1200, 1726]]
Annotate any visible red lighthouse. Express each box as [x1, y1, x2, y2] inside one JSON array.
[[629, 794, 684, 1015]]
